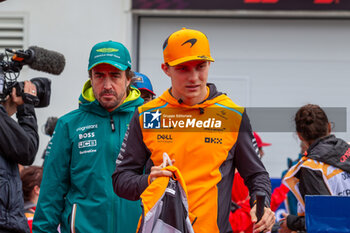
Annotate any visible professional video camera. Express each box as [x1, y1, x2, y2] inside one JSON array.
[[0, 46, 65, 107]]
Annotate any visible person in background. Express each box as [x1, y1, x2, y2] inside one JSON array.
[[280, 141, 307, 216], [231, 132, 272, 209], [230, 132, 288, 233], [33, 41, 143, 233], [279, 104, 350, 232], [133, 72, 157, 174], [43, 116, 58, 137], [133, 71, 155, 104], [41, 116, 58, 165], [253, 132, 271, 159], [113, 28, 275, 233], [21, 166, 43, 233], [252, 132, 289, 212], [0, 80, 39, 233]]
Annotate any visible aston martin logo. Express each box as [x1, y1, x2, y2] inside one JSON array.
[[181, 38, 197, 48], [96, 48, 119, 53]]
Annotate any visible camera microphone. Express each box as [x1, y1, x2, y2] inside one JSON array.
[[1, 46, 64, 104], [11, 46, 66, 75], [28, 46, 65, 75]]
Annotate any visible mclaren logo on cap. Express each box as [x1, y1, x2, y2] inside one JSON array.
[[182, 38, 197, 48], [96, 48, 119, 53], [198, 55, 210, 59]]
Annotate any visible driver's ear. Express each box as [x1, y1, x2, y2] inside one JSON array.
[[161, 63, 171, 77]]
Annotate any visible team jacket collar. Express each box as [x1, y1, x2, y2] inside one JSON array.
[[78, 80, 143, 116], [158, 83, 229, 109], [306, 134, 350, 173]]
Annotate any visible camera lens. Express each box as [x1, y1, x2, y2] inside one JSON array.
[[30, 77, 51, 108]]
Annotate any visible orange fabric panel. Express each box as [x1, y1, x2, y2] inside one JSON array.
[[139, 95, 243, 233]]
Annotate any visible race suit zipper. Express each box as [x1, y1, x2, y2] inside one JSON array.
[[111, 125, 116, 233]]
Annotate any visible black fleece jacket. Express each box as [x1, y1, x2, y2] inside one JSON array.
[[0, 104, 38, 233], [287, 135, 350, 231]]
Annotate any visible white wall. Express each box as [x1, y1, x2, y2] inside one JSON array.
[[0, 0, 132, 165]]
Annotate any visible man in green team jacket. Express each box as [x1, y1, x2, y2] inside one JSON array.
[[33, 41, 143, 233]]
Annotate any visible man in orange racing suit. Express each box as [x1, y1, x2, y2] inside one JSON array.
[[113, 28, 275, 233]]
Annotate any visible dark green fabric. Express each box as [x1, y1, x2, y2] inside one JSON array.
[[33, 81, 143, 233]]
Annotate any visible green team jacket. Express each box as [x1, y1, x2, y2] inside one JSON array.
[[33, 80, 143, 233]]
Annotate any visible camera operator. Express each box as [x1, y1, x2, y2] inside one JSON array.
[[0, 80, 39, 233]]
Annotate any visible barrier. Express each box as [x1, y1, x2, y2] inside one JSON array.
[[305, 195, 350, 233], [271, 178, 287, 221]]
